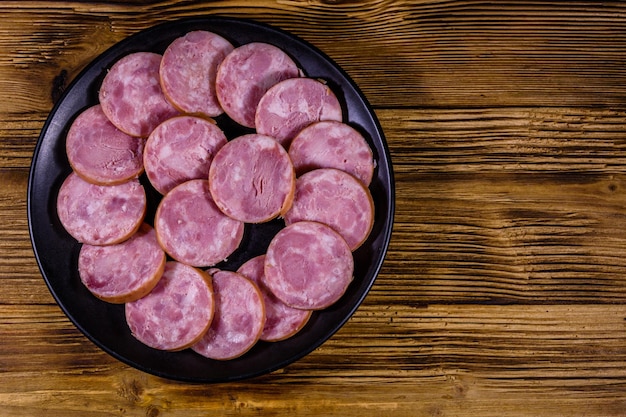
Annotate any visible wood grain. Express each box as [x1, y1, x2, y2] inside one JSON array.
[[1, 304, 625, 416], [3, 1, 626, 416], [2, 1, 626, 113]]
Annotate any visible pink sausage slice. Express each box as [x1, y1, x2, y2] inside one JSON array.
[[144, 115, 227, 195], [125, 261, 214, 351], [255, 77, 343, 148], [265, 221, 354, 310], [160, 30, 234, 117], [78, 223, 165, 303], [284, 168, 374, 251], [192, 270, 265, 360], [66, 104, 145, 185], [99, 52, 179, 137], [154, 179, 244, 267], [288, 120, 375, 186], [215, 42, 301, 128], [56, 172, 146, 245], [237, 255, 311, 342], [208, 134, 295, 223]]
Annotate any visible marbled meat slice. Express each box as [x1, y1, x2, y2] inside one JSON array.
[[284, 168, 374, 251], [66, 104, 145, 185], [144, 115, 227, 195], [125, 261, 214, 351], [99, 52, 179, 137], [78, 223, 165, 303], [208, 134, 295, 223], [192, 269, 265, 360], [154, 179, 244, 267], [288, 120, 375, 186], [160, 30, 234, 117], [56, 172, 146, 245], [215, 42, 301, 128], [255, 77, 342, 148], [237, 255, 311, 342], [264, 221, 353, 310]]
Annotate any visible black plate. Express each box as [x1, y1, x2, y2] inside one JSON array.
[[27, 16, 394, 383]]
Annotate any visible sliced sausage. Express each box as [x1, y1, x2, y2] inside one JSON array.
[[99, 52, 179, 137], [208, 134, 295, 223], [66, 104, 145, 185], [78, 223, 165, 303], [125, 261, 214, 351], [192, 269, 265, 360], [255, 77, 343, 148], [284, 168, 374, 251], [160, 30, 234, 117], [288, 120, 375, 186], [56, 172, 146, 245], [154, 179, 244, 267], [215, 42, 301, 128], [237, 255, 311, 342], [264, 221, 354, 310], [144, 115, 227, 195]]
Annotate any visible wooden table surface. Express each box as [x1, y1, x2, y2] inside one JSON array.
[[3, 1, 626, 416]]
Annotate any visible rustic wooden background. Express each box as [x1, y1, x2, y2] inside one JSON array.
[[2, 1, 626, 416]]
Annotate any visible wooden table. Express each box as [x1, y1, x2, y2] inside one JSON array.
[[3, 1, 626, 416]]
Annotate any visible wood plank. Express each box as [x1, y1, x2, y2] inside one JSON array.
[[8, 106, 626, 305], [0, 169, 57, 304], [0, 304, 625, 416], [9, 106, 626, 173], [0, 115, 43, 169], [1, 1, 626, 113], [374, 107, 626, 303], [0, 8, 117, 113], [382, 107, 626, 175], [381, 171, 626, 304]]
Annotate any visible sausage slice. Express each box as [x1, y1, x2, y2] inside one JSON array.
[[208, 134, 295, 223], [99, 52, 179, 137], [66, 104, 145, 185], [160, 30, 234, 117], [288, 120, 375, 186], [284, 168, 374, 251], [56, 172, 146, 245], [192, 270, 265, 360], [78, 223, 165, 303], [125, 261, 214, 351], [255, 77, 343, 148], [265, 221, 354, 310], [144, 115, 227, 195], [238, 255, 311, 342], [215, 42, 301, 128], [154, 179, 244, 267]]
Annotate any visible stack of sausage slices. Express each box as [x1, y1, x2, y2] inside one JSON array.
[[56, 30, 376, 361]]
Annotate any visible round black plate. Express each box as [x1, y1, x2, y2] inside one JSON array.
[[27, 16, 394, 383]]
